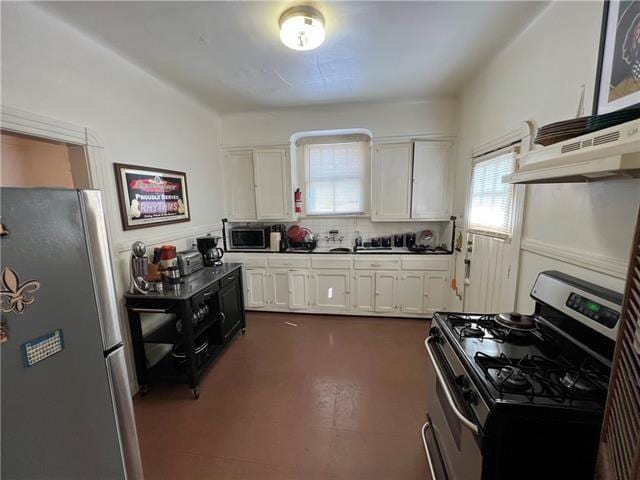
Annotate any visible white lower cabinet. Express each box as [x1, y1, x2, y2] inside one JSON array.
[[312, 270, 350, 311], [270, 270, 290, 308], [400, 272, 425, 314], [375, 271, 398, 313], [268, 269, 309, 309], [239, 254, 450, 317], [289, 270, 309, 310], [245, 269, 268, 308], [353, 271, 376, 312], [424, 272, 448, 314]]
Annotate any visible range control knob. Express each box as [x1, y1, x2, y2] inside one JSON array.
[[462, 388, 478, 404]]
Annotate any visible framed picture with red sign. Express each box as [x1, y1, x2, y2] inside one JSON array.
[[114, 163, 190, 230]]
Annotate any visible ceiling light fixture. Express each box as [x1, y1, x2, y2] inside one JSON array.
[[279, 6, 325, 51]]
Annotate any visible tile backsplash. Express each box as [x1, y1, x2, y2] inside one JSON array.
[[227, 218, 452, 249]]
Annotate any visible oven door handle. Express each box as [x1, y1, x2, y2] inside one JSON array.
[[425, 336, 479, 434], [421, 420, 438, 480]]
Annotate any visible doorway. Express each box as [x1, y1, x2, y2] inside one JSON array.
[[1, 131, 91, 189]]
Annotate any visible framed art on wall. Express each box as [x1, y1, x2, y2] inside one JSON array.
[[114, 163, 190, 230], [594, 0, 640, 114]]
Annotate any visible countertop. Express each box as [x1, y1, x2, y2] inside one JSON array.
[[124, 263, 242, 301], [225, 247, 452, 255]]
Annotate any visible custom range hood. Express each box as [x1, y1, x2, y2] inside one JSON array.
[[503, 119, 640, 184]]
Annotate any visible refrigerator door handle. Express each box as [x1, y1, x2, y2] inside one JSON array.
[[80, 190, 123, 350], [106, 347, 144, 480]]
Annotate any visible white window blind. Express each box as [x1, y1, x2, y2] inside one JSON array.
[[467, 151, 516, 238], [305, 142, 367, 215]]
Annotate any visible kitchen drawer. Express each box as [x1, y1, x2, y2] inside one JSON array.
[[220, 269, 241, 288], [354, 256, 400, 270], [311, 256, 353, 270], [191, 285, 218, 308], [401, 256, 450, 271], [224, 254, 267, 268], [243, 256, 268, 268], [268, 255, 311, 269]]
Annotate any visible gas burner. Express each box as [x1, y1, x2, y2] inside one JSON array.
[[495, 312, 537, 332], [559, 371, 599, 393], [461, 324, 484, 338], [496, 366, 531, 392]]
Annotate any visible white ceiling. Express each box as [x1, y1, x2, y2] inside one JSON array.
[[40, 1, 547, 114]]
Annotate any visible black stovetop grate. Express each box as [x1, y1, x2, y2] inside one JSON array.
[[474, 351, 609, 403]]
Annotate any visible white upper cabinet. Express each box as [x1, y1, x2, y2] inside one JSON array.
[[253, 148, 293, 221], [412, 142, 452, 220], [372, 143, 413, 221], [223, 150, 257, 221], [371, 141, 453, 222]]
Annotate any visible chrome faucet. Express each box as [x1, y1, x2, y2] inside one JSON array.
[[324, 229, 344, 244]]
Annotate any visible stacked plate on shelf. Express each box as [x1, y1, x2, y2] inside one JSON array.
[[534, 117, 590, 146], [534, 108, 640, 147], [586, 108, 640, 132]]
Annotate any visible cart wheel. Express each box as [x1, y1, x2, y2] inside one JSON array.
[[192, 387, 200, 399], [139, 385, 149, 395], [241, 328, 246, 335]]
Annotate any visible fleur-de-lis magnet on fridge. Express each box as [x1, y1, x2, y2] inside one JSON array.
[[0, 267, 40, 314]]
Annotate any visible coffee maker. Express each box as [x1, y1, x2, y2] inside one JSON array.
[[197, 236, 224, 266]]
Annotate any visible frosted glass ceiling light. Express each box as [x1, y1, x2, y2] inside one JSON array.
[[279, 6, 325, 51]]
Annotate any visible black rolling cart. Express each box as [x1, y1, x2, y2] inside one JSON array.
[[124, 264, 245, 399]]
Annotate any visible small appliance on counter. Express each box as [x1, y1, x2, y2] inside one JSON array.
[[287, 225, 317, 251], [271, 224, 289, 252], [177, 250, 203, 276], [158, 245, 178, 282], [129, 241, 150, 294], [418, 229, 434, 248], [354, 231, 363, 248], [405, 232, 416, 249], [229, 226, 271, 249], [197, 236, 224, 266]]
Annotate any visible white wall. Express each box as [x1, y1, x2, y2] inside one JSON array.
[[453, 1, 640, 312], [1, 2, 225, 388], [220, 99, 458, 146]]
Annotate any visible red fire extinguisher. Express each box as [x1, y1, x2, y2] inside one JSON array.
[[294, 188, 302, 213]]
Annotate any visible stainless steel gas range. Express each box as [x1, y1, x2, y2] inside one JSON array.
[[422, 270, 622, 480]]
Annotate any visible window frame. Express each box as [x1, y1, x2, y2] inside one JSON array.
[[465, 147, 518, 240], [302, 140, 371, 217]]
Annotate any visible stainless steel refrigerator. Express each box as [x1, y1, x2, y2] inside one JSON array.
[[1, 188, 143, 479]]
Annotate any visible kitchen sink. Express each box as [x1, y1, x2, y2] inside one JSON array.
[[329, 247, 352, 253]]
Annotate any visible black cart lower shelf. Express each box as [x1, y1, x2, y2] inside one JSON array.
[[124, 264, 246, 399]]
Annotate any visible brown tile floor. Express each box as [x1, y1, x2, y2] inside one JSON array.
[[134, 312, 431, 479]]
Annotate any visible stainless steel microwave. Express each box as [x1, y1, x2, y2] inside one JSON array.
[[229, 227, 271, 249]]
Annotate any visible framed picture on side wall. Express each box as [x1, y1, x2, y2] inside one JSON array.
[[114, 163, 190, 230], [594, 0, 640, 114]]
